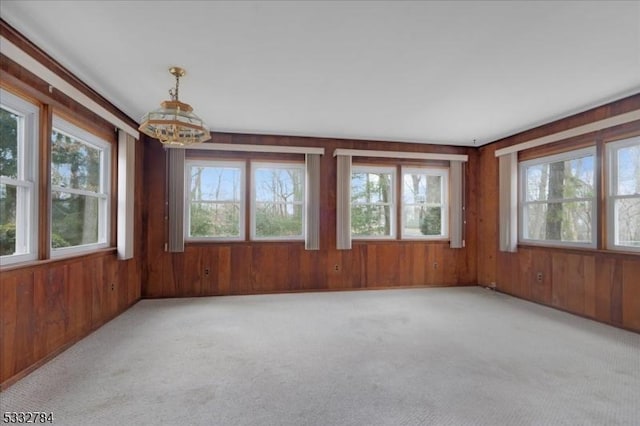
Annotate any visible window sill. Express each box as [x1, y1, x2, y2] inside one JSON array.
[[0, 247, 117, 272], [517, 244, 639, 257]]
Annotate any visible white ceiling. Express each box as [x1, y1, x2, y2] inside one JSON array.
[[1, 1, 639, 147]]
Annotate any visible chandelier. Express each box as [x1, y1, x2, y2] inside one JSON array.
[[138, 67, 211, 146]]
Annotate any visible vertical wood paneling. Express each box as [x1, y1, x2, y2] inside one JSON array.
[[595, 256, 615, 323], [622, 259, 640, 330], [477, 94, 640, 332], [0, 29, 144, 388], [217, 247, 231, 295]]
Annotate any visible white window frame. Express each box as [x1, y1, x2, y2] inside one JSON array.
[[0, 89, 39, 266], [519, 146, 597, 249], [401, 167, 449, 240], [50, 116, 111, 258], [351, 165, 396, 240], [251, 161, 306, 241], [606, 136, 640, 252], [184, 160, 246, 242]]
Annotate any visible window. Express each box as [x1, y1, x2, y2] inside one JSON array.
[[51, 116, 111, 256], [185, 161, 245, 240], [607, 137, 640, 251], [519, 147, 596, 248], [252, 162, 305, 240], [351, 166, 395, 239], [402, 167, 448, 239], [0, 89, 39, 265]]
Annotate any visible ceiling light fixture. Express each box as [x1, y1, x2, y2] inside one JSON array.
[[138, 66, 211, 146]]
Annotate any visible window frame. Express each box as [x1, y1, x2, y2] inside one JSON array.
[[350, 164, 397, 240], [184, 159, 246, 242], [50, 115, 111, 258], [250, 161, 306, 241], [518, 146, 597, 249], [400, 166, 449, 240], [0, 89, 39, 266], [606, 136, 640, 252]]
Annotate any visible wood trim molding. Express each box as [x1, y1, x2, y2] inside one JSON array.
[[495, 110, 640, 157], [0, 33, 139, 137], [333, 148, 468, 162], [174, 142, 325, 155]]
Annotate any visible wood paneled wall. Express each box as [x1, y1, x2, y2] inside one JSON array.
[[1, 251, 141, 388], [143, 134, 479, 297], [0, 20, 144, 388], [477, 95, 640, 332]]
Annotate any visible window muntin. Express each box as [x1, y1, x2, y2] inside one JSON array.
[[351, 166, 396, 239], [185, 161, 245, 240], [251, 162, 305, 240], [402, 167, 448, 239], [519, 147, 596, 248], [51, 116, 110, 256], [0, 89, 39, 265], [607, 137, 640, 251]]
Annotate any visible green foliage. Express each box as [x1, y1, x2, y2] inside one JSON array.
[[351, 172, 391, 236], [420, 207, 442, 235], [0, 222, 16, 256], [255, 206, 302, 237], [0, 108, 18, 178], [51, 233, 70, 249], [190, 203, 240, 237]]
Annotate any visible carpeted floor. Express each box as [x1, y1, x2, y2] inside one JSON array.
[[1, 287, 638, 426]]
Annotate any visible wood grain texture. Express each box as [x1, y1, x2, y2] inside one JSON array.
[[477, 94, 640, 332], [142, 135, 479, 298]]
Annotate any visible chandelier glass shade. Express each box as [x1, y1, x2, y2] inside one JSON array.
[[138, 67, 211, 146]]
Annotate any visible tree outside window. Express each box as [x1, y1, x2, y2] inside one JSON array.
[[351, 166, 395, 238], [253, 163, 305, 239], [402, 168, 448, 238], [520, 148, 596, 247]]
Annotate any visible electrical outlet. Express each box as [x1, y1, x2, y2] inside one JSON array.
[[334, 264, 340, 272], [536, 272, 543, 282], [111, 283, 115, 291], [204, 267, 210, 277], [433, 262, 438, 270]]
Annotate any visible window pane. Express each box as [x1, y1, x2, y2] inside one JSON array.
[[617, 145, 640, 196], [525, 155, 594, 201], [51, 191, 100, 247], [614, 198, 640, 247], [0, 183, 17, 255], [403, 205, 442, 237], [524, 201, 593, 243], [255, 202, 303, 237], [352, 172, 392, 204], [189, 166, 241, 202], [0, 107, 19, 179], [351, 204, 392, 237], [255, 168, 304, 203], [51, 130, 102, 192], [190, 202, 240, 238]]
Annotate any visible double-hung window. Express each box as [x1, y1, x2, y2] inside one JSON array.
[[0, 89, 39, 265], [185, 160, 245, 240], [401, 167, 448, 239], [519, 147, 596, 248], [607, 136, 640, 251], [351, 166, 396, 239], [252, 162, 305, 240], [51, 116, 111, 256]]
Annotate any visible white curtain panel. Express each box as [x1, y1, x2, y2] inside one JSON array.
[[449, 160, 464, 248], [498, 152, 518, 252], [336, 155, 352, 250], [168, 148, 185, 253], [117, 130, 135, 259], [305, 154, 320, 250]]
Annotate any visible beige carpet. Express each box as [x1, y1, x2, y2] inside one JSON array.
[[1, 287, 638, 425]]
